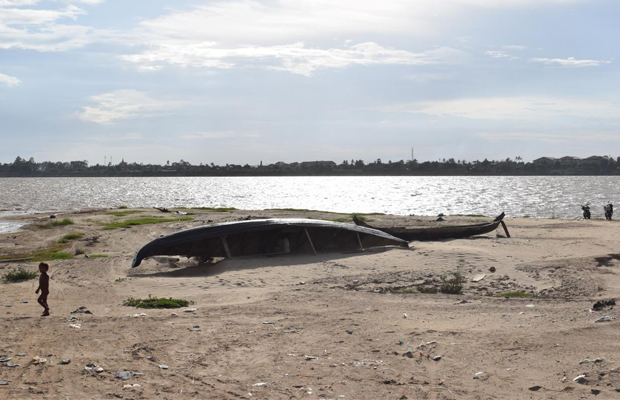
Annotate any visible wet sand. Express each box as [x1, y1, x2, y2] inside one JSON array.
[[1, 209, 620, 399]]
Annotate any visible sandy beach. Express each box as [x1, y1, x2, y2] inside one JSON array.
[[1, 209, 620, 399]]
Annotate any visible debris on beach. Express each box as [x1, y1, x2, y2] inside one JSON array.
[[115, 371, 132, 380], [305, 355, 317, 361], [33, 356, 47, 365], [433, 355, 442, 361], [593, 299, 615, 311], [182, 308, 197, 313], [252, 383, 267, 387], [0, 357, 11, 363], [123, 384, 141, 391], [85, 363, 104, 373], [188, 325, 201, 331], [403, 350, 415, 358], [71, 306, 93, 315], [474, 371, 489, 380], [594, 316, 615, 323], [472, 274, 486, 282], [0, 381, 9, 386], [58, 359, 71, 365], [69, 323, 81, 329], [489, 267, 497, 273], [3, 362, 19, 368], [125, 313, 148, 318], [579, 358, 604, 364], [573, 374, 587, 384], [529, 385, 542, 391], [263, 321, 276, 325], [159, 365, 169, 369]]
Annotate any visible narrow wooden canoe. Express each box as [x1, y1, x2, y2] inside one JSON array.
[[132, 218, 409, 267], [353, 213, 507, 242]]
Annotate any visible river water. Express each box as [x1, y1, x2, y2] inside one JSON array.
[[0, 176, 618, 221]]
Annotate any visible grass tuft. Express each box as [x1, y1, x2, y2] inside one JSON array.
[[440, 270, 465, 294], [192, 207, 238, 212], [40, 218, 74, 229], [418, 286, 439, 294], [59, 233, 84, 243], [106, 210, 144, 217], [89, 254, 109, 258], [123, 296, 190, 309], [102, 217, 193, 230], [498, 290, 533, 298], [0, 242, 73, 262], [74, 248, 85, 256], [2, 268, 38, 282]]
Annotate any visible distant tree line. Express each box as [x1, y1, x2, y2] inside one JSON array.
[[1, 155, 620, 177]]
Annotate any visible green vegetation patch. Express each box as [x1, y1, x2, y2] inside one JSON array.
[[2, 268, 38, 282], [498, 290, 533, 298], [192, 207, 238, 212], [440, 271, 465, 294], [106, 210, 144, 217], [0, 242, 74, 262], [89, 254, 109, 258], [40, 218, 74, 229], [102, 217, 193, 230], [123, 296, 190, 309], [417, 286, 439, 294], [59, 233, 85, 243]]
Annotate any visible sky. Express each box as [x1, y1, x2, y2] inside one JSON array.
[[0, 0, 618, 165]]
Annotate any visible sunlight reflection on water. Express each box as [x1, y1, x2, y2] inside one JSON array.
[[0, 176, 619, 219]]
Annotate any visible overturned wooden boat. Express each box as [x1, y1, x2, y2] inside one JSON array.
[[132, 219, 409, 267], [353, 213, 509, 242]]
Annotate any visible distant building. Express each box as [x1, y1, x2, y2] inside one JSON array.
[[533, 157, 558, 166], [533, 156, 609, 166]]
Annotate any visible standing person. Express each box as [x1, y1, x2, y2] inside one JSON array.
[[35, 262, 50, 316]]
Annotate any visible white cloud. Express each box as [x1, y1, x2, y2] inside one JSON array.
[[405, 73, 453, 82], [478, 132, 620, 143], [530, 57, 611, 67], [485, 50, 520, 60], [378, 97, 620, 120], [78, 90, 184, 124], [122, 42, 467, 76], [0, 0, 38, 6], [0, 72, 21, 87], [91, 133, 144, 142], [181, 131, 260, 139], [503, 45, 527, 51]]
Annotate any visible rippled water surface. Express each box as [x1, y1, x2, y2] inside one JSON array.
[[1, 176, 619, 219]]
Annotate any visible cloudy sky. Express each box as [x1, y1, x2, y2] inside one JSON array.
[[0, 0, 618, 165]]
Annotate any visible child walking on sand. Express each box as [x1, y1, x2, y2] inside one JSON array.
[[35, 262, 50, 316]]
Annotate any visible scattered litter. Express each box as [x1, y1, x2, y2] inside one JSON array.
[[182, 308, 197, 313], [474, 371, 489, 381], [85, 363, 104, 373], [68, 316, 79, 322], [0, 357, 11, 363], [573, 374, 587, 384], [69, 324, 81, 329], [305, 356, 317, 361], [593, 299, 616, 311], [579, 358, 604, 364], [397, 339, 403, 346], [288, 354, 297, 357], [403, 313, 408, 319], [472, 274, 486, 282], [298, 281, 306, 285], [403, 350, 414, 358], [3, 363, 19, 368], [489, 267, 496, 273], [433, 356, 442, 361], [58, 360, 71, 365], [188, 325, 201, 331], [346, 330, 353, 335], [22, 301, 28, 304], [595, 316, 615, 323], [125, 313, 148, 318], [5, 305, 11, 307], [454, 300, 469, 305], [145, 356, 154, 361], [529, 386, 542, 391], [159, 365, 169, 370], [123, 384, 141, 391], [115, 371, 132, 380], [252, 383, 266, 387], [16, 353, 25, 357], [418, 341, 437, 349], [71, 306, 92, 315], [526, 304, 535, 308], [0, 381, 9, 386], [33, 357, 47, 365], [263, 321, 276, 325], [519, 312, 525, 315], [591, 389, 601, 395]]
